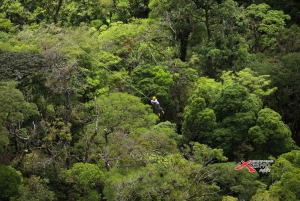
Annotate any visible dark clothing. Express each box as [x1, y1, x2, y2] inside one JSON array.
[[151, 99, 163, 113], [152, 102, 163, 113]]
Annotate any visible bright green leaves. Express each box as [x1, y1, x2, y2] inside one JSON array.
[[59, 0, 104, 26], [94, 92, 157, 143], [0, 0, 29, 25], [0, 18, 12, 32], [98, 19, 156, 72], [60, 163, 104, 201], [182, 142, 227, 165], [79, 93, 176, 170], [242, 3, 291, 53], [152, 66, 174, 86], [221, 68, 277, 98]]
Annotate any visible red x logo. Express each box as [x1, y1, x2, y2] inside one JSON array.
[[235, 160, 256, 173]]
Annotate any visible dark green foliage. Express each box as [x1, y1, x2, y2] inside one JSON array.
[[248, 108, 296, 157], [131, 64, 175, 119], [266, 53, 300, 145], [212, 84, 262, 159], [205, 162, 266, 200], [0, 164, 22, 200], [0, 52, 46, 82]]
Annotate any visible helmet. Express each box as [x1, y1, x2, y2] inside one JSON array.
[[152, 96, 156, 100]]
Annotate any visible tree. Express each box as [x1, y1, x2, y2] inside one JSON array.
[[251, 150, 300, 201], [276, 25, 300, 54], [80, 92, 157, 169], [148, 0, 221, 62], [197, 0, 252, 77], [0, 0, 33, 26], [58, 0, 104, 26], [182, 77, 220, 143], [241, 3, 290, 53], [205, 162, 266, 200], [106, 0, 150, 22], [0, 52, 46, 82], [17, 0, 63, 24], [212, 84, 262, 160], [103, 153, 222, 200], [169, 60, 198, 132], [95, 125, 179, 170], [131, 64, 174, 119], [253, 0, 300, 25], [60, 163, 104, 201], [97, 19, 162, 72], [0, 82, 38, 156], [95, 92, 157, 144], [0, 164, 22, 201], [13, 175, 56, 201], [265, 53, 300, 145], [220, 68, 277, 99], [0, 18, 12, 32], [248, 108, 296, 158]]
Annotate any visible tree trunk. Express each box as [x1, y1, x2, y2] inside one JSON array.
[[179, 29, 191, 62], [54, 0, 63, 24]]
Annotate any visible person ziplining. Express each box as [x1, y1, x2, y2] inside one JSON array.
[[151, 96, 164, 116]]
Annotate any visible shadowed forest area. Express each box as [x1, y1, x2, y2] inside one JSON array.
[[1, 0, 300, 200]]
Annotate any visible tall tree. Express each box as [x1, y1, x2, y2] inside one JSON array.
[[182, 77, 220, 143], [241, 3, 290, 54], [266, 53, 300, 145], [104, 151, 225, 200], [0, 82, 38, 158], [252, 150, 300, 201], [0, 164, 22, 201]]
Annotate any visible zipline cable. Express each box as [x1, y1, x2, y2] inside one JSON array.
[[12, 0, 152, 100]]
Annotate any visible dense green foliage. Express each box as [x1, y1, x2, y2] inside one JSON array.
[[1, 0, 300, 200]]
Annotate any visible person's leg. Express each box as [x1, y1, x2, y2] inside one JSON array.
[[154, 105, 160, 116], [158, 105, 164, 114]]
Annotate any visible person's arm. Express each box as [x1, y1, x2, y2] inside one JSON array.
[[151, 99, 158, 104]]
